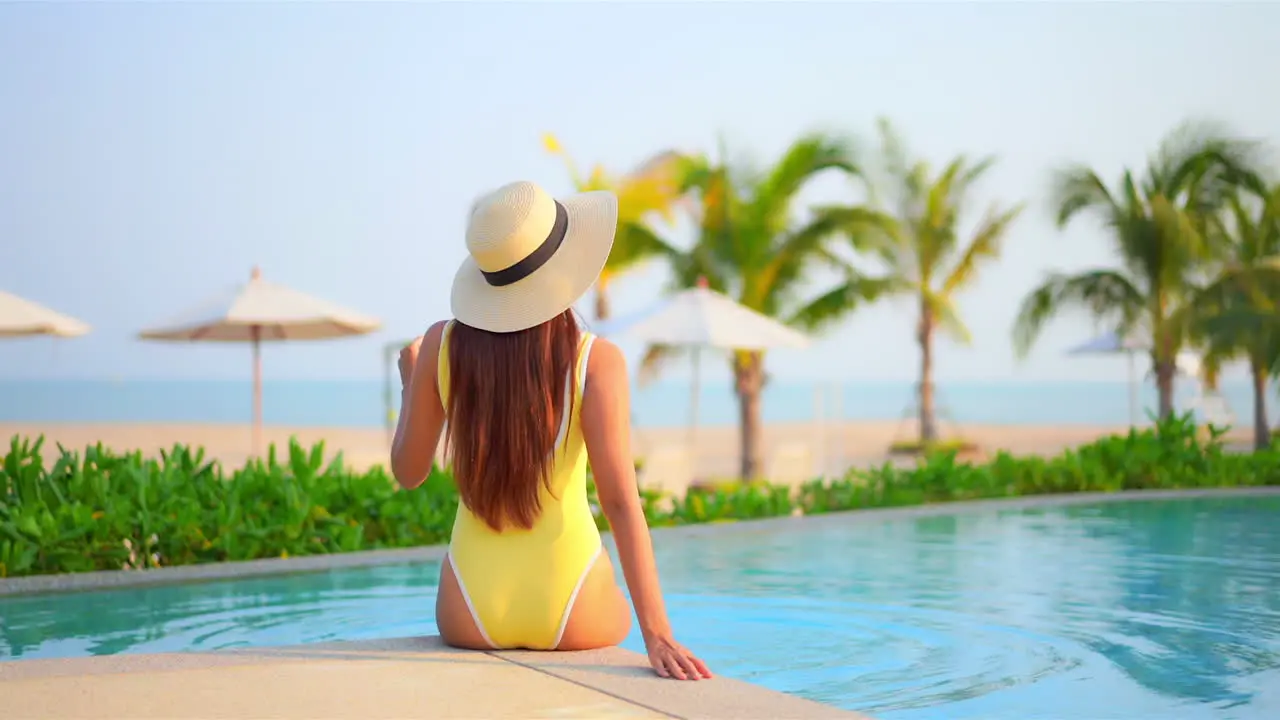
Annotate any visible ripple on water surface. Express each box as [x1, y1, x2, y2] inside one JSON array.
[[3, 495, 1279, 720]]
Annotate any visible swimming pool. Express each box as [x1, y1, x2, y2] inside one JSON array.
[[3, 494, 1278, 719]]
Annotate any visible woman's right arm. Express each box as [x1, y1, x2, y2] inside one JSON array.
[[581, 338, 712, 680], [390, 320, 448, 489]]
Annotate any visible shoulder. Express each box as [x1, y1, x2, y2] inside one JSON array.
[[426, 320, 449, 343], [585, 336, 627, 386], [416, 320, 451, 367]]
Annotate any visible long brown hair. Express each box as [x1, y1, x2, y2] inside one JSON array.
[[444, 309, 581, 531]]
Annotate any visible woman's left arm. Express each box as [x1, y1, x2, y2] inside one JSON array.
[[390, 320, 448, 488]]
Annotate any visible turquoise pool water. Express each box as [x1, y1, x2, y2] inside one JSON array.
[[3, 495, 1279, 719]]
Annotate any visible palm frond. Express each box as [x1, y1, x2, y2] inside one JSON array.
[[1012, 269, 1145, 358], [606, 221, 680, 274], [1149, 194, 1217, 286], [1185, 180, 1280, 368], [1256, 185, 1280, 258], [675, 156, 742, 274], [1199, 306, 1280, 352], [1198, 347, 1228, 391], [959, 155, 997, 188], [1049, 166, 1121, 229], [1266, 184, 1280, 219], [941, 202, 1024, 295], [1225, 192, 1261, 261], [1193, 268, 1280, 348], [617, 149, 688, 224], [1152, 119, 1269, 202], [915, 157, 967, 276], [930, 295, 973, 345], [758, 206, 896, 310], [542, 132, 584, 189], [875, 116, 911, 191], [636, 343, 687, 387], [811, 204, 902, 256], [784, 273, 903, 335], [747, 132, 862, 245]]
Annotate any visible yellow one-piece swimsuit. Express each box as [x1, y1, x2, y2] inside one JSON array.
[[437, 320, 603, 650]]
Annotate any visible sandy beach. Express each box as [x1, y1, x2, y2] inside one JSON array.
[[5, 418, 1247, 492]]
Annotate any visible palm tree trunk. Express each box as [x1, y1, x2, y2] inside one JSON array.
[[593, 285, 610, 322], [733, 351, 765, 481], [1251, 358, 1270, 450], [1152, 311, 1177, 419], [1154, 360, 1177, 419], [918, 303, 937, 444]]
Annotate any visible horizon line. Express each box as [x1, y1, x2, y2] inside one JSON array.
[[0, 376, 1266, 388]]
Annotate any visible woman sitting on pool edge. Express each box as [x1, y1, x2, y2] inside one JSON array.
[[390, 180, 712, 681]]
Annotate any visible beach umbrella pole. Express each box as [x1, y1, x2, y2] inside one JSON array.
[[1127, 351, 1138, 425], [814, 384, 825, 478], [384, 345, 394, 449], [252, 325, 263, 458], [689, 348, 701, 477]]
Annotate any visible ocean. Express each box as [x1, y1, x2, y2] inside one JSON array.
[[0, 378, 1269, 429]]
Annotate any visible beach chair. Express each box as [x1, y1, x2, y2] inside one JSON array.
[[636, 446, 694, 510], [1188, 392, 1236, 430], [766, 442, 815, 490], [1171, 353, 1237, 433]]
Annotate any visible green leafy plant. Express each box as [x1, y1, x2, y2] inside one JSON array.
[[0, 436, 456, 578]]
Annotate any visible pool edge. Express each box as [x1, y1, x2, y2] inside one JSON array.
[[3, 487, 1278, 598], [0, 635, 870, 719]]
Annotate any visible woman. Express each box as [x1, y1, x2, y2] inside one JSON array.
[[390, 180, 711, 681]]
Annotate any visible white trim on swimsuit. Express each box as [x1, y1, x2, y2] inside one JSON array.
[[550, 334, 600, 646]]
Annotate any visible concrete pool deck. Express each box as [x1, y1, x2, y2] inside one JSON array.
[[0, 635, 866, 719]]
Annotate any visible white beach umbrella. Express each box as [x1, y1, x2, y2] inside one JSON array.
[[596, 284, 811, 350], [1066, 329, 1150, 425], [0, 290, 91, 338], [593, 279, 810, 451], [138, 267, 381, 455], [1173, 350, 1202, 379], [1066, 329, 1148, 355]]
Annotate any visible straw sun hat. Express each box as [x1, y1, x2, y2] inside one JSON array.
[[451, 180, 618, 333]]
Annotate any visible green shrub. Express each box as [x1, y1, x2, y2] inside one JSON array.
[[795, 416, 1279, 514], [0, 437, 456, 578], [2, 414, 1277, 578]]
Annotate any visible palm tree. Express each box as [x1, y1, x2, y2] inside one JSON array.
[[542, 133, 685, 321], [829, 118, 1023, 445], [1188, 183, 1280, 449], [644, 133, 894, 480], [1013, 121, 1263, 418]]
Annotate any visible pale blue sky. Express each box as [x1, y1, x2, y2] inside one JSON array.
[[1, 1, 1276, 384]]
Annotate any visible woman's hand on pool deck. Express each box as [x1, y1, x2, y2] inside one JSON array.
[[644, 633, 713, 680]]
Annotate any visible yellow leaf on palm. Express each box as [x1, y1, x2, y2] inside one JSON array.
[[621, 176, 681, 223], [617, 183, 661, 222], [702, 179, 728, 228], [541, 132, 563, 155], [634, 159, 682, 218], [585, 164, 612, 192]]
